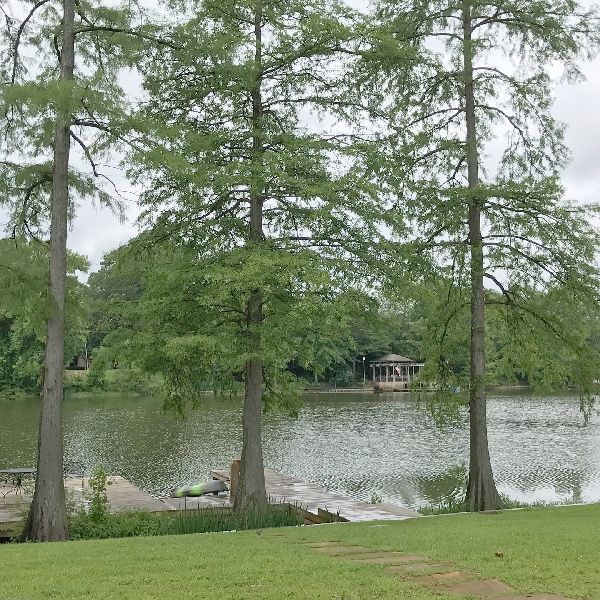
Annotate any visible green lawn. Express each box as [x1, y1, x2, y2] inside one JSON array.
[[1, 504, 598, 599]]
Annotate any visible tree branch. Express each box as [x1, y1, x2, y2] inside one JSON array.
[[70, 130, 98, 176], [11, 0, 54, 84]]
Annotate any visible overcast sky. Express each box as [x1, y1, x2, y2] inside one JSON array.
[[2, 1, 599, 274]]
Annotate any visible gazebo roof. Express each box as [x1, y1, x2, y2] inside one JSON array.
[[372, 353, 414, 364]]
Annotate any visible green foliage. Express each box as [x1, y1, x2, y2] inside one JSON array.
[[369, 491, 383, 504], [86, 346, 114, 390], [418, 494, 574, 516], [487, 286, 600, 391], [69, 509, 163, 540], [116, 0, 405, 414], [86, 466, 111, 523], [0, 0, 156, 237], [64, 367, 163, 395], [86, 248, 145, 352], [66, 466, 117, 538], [87, 241, 600, 402], [418, 496, 469, 516], [167, 504, 303, 536], [104, 368, 162, 395], [69, 504, 303, 540], [63, 371, 95, 393], [365, 0, 600, 422], [0, 317, 43, 392], [94, 240, 374, 412], [0, 238, 89, 392], [85, 366, 107, 392]]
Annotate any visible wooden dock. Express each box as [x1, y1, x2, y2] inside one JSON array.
[[210, 468, 420, 522], [1, 469, 419, 535], [0, 476, 170, 536]]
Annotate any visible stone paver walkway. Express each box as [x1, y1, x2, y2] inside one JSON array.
[[304, 541, 573, 600]]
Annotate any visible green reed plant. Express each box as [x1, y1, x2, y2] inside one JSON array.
[[69, 503, 303, 540], [418, 494, 577, 515]]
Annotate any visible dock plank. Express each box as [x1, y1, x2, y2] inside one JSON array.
[[262, 468, 420, 521], [66, 476, 169, 513], [1, 476, 169, 530], [211, 467, 420, 521]]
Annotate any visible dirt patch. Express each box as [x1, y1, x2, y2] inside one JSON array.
[[315, 546, 376, 555], [355, 554, 430, 565], [342, 552, 426, 560], [437, 579, 514, 596], [302, 541, 342, 547], [410, 571, 475, 584], [385, 561, 455, 573], [499, 596, 573, 600]]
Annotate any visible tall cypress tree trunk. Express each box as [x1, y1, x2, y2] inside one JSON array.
[[234, 0, 267, 512], [461, 0, 501, 512], [21, 0, 75, 542]]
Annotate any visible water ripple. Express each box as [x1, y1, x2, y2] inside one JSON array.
[[0, 391, 598, 508]]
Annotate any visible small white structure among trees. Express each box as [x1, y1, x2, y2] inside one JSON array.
[[371, 354, 424, 392]]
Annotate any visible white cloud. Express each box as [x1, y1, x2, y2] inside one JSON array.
[[555, 56, 600, 207]]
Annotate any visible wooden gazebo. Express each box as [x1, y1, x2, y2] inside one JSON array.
[[371, 354, 424, 392]]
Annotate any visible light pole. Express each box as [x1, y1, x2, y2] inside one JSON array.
[[362, 356, 366, 388]]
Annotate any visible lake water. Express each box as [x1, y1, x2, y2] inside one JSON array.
[[1, 392, 599, 509]]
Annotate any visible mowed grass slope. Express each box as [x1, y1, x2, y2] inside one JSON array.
[[276, 503, 600, 600], [2, 504, 599, 600]]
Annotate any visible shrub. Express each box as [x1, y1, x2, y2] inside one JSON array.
[[370, 492, 383, 504], [69, 504, 303, 541], [70, 510, 163, 540], [87, 466, 111, 522]]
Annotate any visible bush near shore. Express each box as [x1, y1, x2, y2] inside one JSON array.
[[64, 368, 163, 395]]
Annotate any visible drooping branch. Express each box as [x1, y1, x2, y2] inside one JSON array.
[[70, 130, 98, 176], [483, 272, 513, 303], [10, 0, 55, 84], [73, 25, 181, 50]]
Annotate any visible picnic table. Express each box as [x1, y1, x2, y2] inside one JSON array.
[[0, 468, 36, 496]]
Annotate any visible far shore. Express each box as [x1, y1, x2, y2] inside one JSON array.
[[1, 381, 585, 402]]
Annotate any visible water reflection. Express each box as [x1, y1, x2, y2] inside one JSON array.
[[410, 465, 468, 506], [0, 392, 598, 509]]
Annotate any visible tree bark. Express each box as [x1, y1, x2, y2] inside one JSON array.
[[21, 0, 75, 542], [461, 0, 502, 512], [234, 0, 267, 512]]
